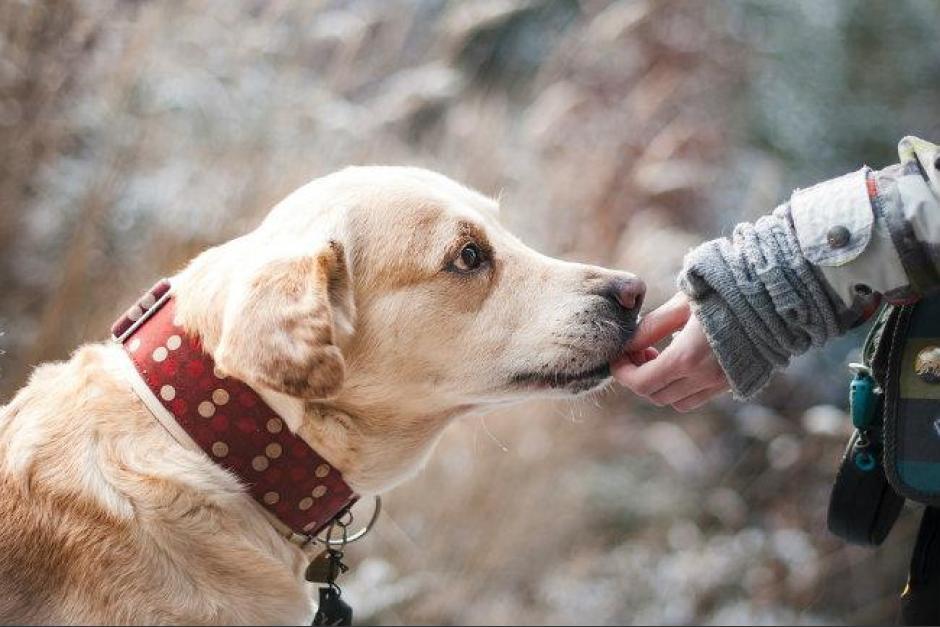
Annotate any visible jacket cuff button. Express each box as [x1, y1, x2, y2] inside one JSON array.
[[827, 226, 851, 249]]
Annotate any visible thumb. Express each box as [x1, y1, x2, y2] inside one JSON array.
[[625, 292, 691, 350]]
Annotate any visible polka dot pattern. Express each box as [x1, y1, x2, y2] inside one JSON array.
[[118, 289, 357, 538], [198, 401, 216, 418]]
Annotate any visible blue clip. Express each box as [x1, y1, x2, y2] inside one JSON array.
[[849, 363, 877, 430]]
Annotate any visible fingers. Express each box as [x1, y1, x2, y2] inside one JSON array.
[[672, 385, 727, 413], [612, 347, 659, 369], [648, 377, 705, 407], [628, 347, 659, 366], [612, 350, 683, 397], [625, 292, 691, 351], [613, 292, 727, 410]]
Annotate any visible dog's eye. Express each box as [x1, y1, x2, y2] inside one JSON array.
[[453, 243, 484, 272]]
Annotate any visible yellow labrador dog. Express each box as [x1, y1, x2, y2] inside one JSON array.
[[0, 167, 644, 624]]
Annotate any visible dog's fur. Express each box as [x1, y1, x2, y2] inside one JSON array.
[[0, 167, 642, 624]]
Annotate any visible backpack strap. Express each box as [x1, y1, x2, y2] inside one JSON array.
[[883, 297, 940, 505]]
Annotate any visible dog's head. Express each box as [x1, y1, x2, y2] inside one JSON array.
[[174, 167, 643, 491]]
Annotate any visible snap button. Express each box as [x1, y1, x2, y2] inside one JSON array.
[[827, 226, 851, 249], [915, 346, 940, 384]]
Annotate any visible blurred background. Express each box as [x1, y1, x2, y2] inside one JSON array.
[[2, 0, 939, 624]]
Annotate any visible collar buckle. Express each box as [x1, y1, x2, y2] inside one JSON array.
[[111, 279, 173, 344]]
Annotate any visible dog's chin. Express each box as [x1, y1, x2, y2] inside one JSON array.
[[510, 362, 612, 396]]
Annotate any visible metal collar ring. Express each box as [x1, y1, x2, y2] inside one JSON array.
[[318, 496, 382, 547]]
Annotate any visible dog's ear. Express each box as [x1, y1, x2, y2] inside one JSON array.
[[215, 242, 353, 400]]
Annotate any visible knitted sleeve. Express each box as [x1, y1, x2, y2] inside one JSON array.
[[678, 136, 939, 399], [678, 204, 854, 398]]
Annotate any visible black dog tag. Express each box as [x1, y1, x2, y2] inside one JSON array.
[[305, 552, 339, 584], [313, 586, 352, 626], [828, 427, 904, 545]]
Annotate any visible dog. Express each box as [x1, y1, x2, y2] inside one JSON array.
[[0, 166, 644, 624]]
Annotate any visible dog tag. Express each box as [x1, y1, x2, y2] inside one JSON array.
[[305, 552, 337, 584], [313, 587, 352, 626]]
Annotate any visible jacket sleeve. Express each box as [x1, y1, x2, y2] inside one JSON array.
[[679, 137, 940, 399]]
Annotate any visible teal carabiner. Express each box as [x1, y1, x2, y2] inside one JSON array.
[[848, 363, 878, 430]]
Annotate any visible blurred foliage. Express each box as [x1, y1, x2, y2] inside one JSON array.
[[1, 1, 938, 624], [736, 0, 940, 184]]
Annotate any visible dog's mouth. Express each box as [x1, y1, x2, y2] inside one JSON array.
[[510, 361, 612, 394], [507, 305, 638, 396]]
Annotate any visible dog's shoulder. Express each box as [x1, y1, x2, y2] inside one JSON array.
[[0, 344, 137, 621], [0, 343, 314, 624]]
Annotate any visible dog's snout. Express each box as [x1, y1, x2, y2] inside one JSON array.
[[603, 276, 646, 312]]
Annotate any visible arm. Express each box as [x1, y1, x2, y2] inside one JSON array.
[[615, 136, 940, 404]]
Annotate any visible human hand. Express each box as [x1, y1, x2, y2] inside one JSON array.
[[613, 292, 730, 412]]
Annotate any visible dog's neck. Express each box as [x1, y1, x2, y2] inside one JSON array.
[[170, 249, 474, 497], [255, 390, 462, 495]]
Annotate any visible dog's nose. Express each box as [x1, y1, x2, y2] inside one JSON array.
[[604, 276, 646, 312]]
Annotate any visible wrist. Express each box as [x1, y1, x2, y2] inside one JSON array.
[[686, 294, 775, 400]]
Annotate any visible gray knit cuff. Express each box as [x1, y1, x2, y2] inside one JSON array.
[[678, 204, 851, 399], [688, 292, 776, 399]]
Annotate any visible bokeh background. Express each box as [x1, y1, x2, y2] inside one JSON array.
[[2, 0, 939, 624]]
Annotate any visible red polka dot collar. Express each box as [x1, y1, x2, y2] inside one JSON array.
[[112, 280, 358, 541]]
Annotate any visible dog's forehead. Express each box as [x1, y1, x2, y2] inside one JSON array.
[[351, 187, 494, 258], [353, 166, 499, 223], [258, 167, 504, 276], [265, 166, 498, 231], [334, 167, 502, 241]]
